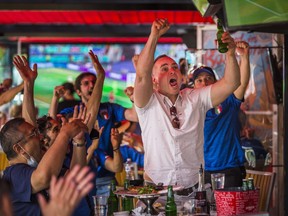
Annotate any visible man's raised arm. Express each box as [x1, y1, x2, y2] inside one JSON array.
[[210, 32, 241, 107], [134, 18, 170, 108], [13, 55, 37, 126]]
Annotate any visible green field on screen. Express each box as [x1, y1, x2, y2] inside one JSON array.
[[34, 68, 132, 116]]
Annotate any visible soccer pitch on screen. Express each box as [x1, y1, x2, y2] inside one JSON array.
[[34, 68, 132, 116]]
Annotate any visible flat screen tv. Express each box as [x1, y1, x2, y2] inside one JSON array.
[[223, 0, 288, 34], [29, 43, 187, 116]]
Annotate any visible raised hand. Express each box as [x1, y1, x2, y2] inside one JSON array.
[[111, 128, 121, 150], [38, 165, 94, 216], [88, 50, 105, 77], [220, 32, 237, 55], [13, 55, 38, 82], [151, 18, 170, 38], [132, 54, 139, 70], [60, 118, 88, 141], [54, 85, 65, 100], [124, 86, 134, 103], [235, 41, 250, 56]]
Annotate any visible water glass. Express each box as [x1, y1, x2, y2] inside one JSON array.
[[93, 195, 108, 216], [211, 173, 225, 190]]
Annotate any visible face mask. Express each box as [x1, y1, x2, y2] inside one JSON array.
[[18, 144, 39, 168]]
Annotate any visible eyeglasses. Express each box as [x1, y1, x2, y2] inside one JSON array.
[[80, 80, 96, 87], [170, 106, 180, 129], [15, 128, 40, 146]]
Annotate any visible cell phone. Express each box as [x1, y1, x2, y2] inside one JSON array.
[[90, 128, 100, 140]]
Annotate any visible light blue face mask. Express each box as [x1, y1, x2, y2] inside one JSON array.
[[18, 144, 39, 168]]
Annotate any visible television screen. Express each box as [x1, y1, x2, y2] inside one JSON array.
[[223, 0, 288, 33], [191, 0, 210, 17], [29, 43, 187, 116]]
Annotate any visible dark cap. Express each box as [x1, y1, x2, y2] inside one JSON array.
[[192, 66, 216, 81]]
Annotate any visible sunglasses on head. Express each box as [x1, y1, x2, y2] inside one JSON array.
[[170, 106, 180, 129]]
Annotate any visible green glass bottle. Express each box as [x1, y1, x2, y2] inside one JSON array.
[[216, 19, 228, 53], [122, 179, 134, 212], [107, 180, 118, 215], [165, 185, 177, 216]]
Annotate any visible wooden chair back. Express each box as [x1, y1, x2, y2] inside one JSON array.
[[246, 169, 275, 212], [0, 152, 9, 172]]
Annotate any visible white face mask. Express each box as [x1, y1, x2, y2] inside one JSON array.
[[18, 144, 39, 168]]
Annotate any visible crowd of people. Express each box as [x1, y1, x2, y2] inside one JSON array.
[[0, 18, 266, 215]]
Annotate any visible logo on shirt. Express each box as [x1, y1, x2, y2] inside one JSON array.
[[215, 104, 222, 115], [100, 110, 109, 120]]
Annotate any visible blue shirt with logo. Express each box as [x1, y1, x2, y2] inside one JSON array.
[[204, 94, 246, 171]]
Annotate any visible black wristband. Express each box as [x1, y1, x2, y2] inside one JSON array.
[[113, 147, 120, 152]]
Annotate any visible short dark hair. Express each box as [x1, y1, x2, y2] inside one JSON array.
[[153, 54, 169, 64], [0, 118, 26, 160], [37, 115, 53, 135], [74, 72, 96, 91], [62, 82, 75, 94]]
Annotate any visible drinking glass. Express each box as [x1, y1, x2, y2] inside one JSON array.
[[211, 173, 225, 190], [210, 173, 225, 215], [93, 195, 108, 216]]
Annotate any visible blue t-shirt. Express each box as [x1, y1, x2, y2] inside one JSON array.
[[60, 102, 126, 178], [120, 145, 144, 168], [3, 163, 49, 216], [204, 94, 246, 171]]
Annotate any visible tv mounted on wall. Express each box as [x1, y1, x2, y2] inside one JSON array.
[[223, 0, 288, 34]]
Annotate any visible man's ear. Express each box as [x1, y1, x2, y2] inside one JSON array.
[[12, 144, 22, 154], [75, 89, 82, 97]]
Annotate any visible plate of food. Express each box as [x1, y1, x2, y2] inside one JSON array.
[[114, 184, 184, 198]]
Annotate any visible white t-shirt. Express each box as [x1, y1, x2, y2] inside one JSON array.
[[135, 86, 212, 187]]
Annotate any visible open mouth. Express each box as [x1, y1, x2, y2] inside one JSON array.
[[88, 91, 93, 95], [169, 78, 178, 87]]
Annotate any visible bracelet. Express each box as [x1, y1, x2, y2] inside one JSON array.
[[113, 147, 120, 152], [72, 140, 86, 147]]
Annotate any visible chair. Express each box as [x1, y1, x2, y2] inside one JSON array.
[[0, 152, 9, 172], [246, 169, 276, 212], [115, 168, 126, 187]]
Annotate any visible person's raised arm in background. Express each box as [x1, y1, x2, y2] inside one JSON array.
[[234, 41, 250, 100], [209, 32, 241, 107], [103, 128, 123, 173], [134, 18, 170, 108], [48, 85, 65, 120], [0, 82, 23, 106], [85, 50, 105, 133], [13, 55, 37, 126]]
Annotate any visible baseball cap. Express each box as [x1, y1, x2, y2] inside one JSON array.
[[191, 66, 216, 81]]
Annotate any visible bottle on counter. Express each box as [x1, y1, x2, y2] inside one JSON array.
[[193, 164, 208, 214], [124, 158, 135, 180], [122, 179, 134, 212], [198, 164, 204, 192], [165, 185, 177, 216], [216, 19, 228, 53], [107, 180, 118, 215]]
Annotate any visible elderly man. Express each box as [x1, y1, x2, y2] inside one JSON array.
[[134, 18, 240, 190]]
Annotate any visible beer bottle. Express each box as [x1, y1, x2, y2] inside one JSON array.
[[195, 164, 208, 214], [107, 180, 118, 215], [165, 185, 177, 216], [122, 179, 133, 212], [198, 164, 204, 192], [216, 19, 228, 53]]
